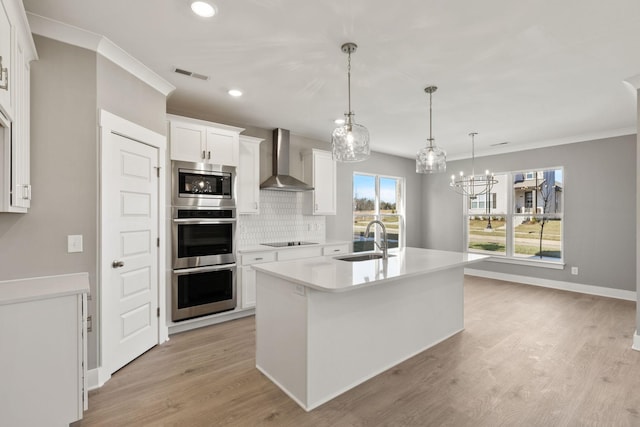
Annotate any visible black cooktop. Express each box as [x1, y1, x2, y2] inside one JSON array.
[[261, 241, 318, 248]]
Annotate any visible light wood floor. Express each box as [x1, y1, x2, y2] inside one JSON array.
[[74, 276, 640, 426]]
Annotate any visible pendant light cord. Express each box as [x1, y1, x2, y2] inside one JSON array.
[[347, 51, 352, 124], [428, 90, 433, 148]]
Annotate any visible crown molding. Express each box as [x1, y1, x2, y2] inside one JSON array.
[[26, 13, 175, 96], [447, 126, 637, 161]]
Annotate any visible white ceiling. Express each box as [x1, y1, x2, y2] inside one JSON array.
[[23, 0, 640, 160]]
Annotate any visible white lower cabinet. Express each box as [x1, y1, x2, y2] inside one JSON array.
[[0, 273, 89, 426], [322, 243, 350, 256], [238, 250, 276, 309], [240, 266, 256, 309], [238, 244, 350, 309]]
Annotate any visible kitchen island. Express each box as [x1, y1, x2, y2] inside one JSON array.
[[252, 247, 487, 411]]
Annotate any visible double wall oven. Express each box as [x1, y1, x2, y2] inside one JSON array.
[[171, 161, 237, 321]]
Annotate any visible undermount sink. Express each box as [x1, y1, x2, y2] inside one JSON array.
[[335, 253, 395, 262]]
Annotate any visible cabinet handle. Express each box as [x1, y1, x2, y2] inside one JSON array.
[[112, 260, 125, 268], [0, 56, 7, 91], [202, 150, 206, 159], [207, 151, 211, 160], [254, 257, 263, 261], [333, 249, 340, 252]]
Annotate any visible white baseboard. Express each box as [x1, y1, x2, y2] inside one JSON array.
[[633, 331, 640, 351], [87, 367, 110, 391], [464, 268, 636, 301]]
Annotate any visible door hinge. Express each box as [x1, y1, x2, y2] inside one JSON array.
[[157, 237, 160, 247], [157, 307, 160, 317]]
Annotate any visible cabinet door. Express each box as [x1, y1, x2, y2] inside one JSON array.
[[237, 137, 261, 214], [206, 129, 238, 166], [0, 0, 12, 119], [312, 150, 336, 215], [170, 121, 207, 162], [11, 41, 29, 209], [241, 266, 256, 308]]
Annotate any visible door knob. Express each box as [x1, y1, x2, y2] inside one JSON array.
[[112, 260, 125, 268]]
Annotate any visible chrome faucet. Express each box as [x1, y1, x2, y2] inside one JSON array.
[[365, 220, 388, 259]]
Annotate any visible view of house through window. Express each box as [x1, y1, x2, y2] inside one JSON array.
[[466, 168, 563, 262], [353, 173, 404, 252]]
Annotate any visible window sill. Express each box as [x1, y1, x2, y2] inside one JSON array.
[[472, 254, 565, 270]]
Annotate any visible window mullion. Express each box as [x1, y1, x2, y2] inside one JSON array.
[[507, 172, 514, 257]]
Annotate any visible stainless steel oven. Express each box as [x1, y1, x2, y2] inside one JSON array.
[[172, 160, 235, 208], [172, 264, 237, 321], [172, 207, 236, 269]]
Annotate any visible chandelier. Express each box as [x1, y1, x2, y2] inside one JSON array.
[[450, 132, 498, 198], [416, 86, 446, 173], [331, 42, 370, 162]]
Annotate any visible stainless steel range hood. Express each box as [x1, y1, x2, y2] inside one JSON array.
[[260, 128, 314, 192]]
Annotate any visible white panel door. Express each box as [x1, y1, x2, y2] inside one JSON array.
[[104, 132, 159, 373]]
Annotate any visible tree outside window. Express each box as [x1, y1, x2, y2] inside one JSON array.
[[466, 168, 563, 262]]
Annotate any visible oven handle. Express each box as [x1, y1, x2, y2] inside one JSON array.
[[172, 218, 236, 224], [173, 264, 236, 275]]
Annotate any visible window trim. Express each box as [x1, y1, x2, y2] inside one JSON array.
[[464, 166, 564, 266], [352, 172, 406, 251]]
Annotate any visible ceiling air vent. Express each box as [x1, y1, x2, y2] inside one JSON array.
[[173, 67, 209, 81]]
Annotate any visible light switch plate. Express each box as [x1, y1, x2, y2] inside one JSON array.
[[68, 234, 83, 253]]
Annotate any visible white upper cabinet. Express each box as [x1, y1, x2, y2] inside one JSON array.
[[237, 135, 263, 214], [0, 0, 11, 119], [302, 149, 337, 215], [168, 114, 244, 166], [0, 0, 37, 213]]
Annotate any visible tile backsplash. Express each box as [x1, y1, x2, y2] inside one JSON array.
[[237, 190, 325, 247]]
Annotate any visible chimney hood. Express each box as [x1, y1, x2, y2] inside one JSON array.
[[260, 128, 314, 192]]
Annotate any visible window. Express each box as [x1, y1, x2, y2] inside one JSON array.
[[524, 191, 533, 209], [469, 193, 496, 210], [353, 173, 404, 252], [466, 168, 563, 264]]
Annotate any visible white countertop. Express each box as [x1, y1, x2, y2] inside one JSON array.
[[0, 272, 90, 305], [238, 240, 351, 253], [252, 247, 488, 292]]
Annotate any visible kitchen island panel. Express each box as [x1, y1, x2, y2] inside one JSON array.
[[256, 265, 464, 411]]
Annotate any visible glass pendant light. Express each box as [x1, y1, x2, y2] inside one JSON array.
[[416, 86, 446, 173], [331, 42, 370, 162]]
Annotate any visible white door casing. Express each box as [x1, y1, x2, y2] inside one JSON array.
[[99, 110, 167, 384]]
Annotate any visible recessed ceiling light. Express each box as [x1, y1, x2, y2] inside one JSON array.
[[228, 89, 243, 97], [191, 1, 216, 18], [334, 118, 345, 125]]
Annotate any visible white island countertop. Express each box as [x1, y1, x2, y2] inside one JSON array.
[[252, 247, 487, 292]]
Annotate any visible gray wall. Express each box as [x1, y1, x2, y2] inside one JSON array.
[[422, 135, 637, 292], [97, 56, 167, 135], [0, 36, 167, 370]]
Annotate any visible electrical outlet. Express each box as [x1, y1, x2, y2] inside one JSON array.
[[67, 235, 83, 253], [571, 266, 578, 275]]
